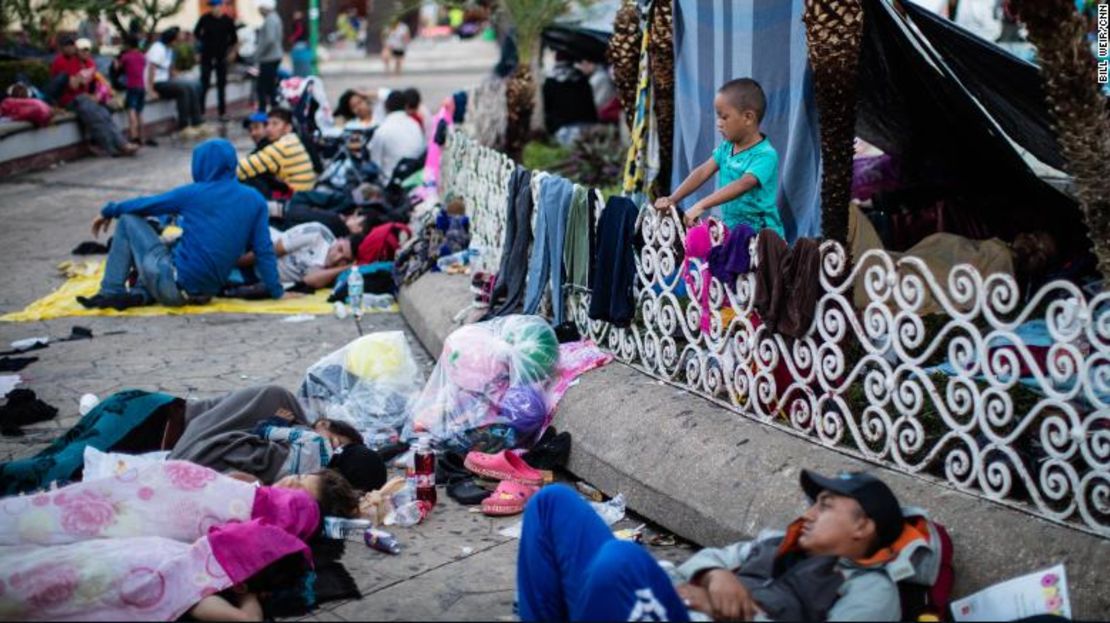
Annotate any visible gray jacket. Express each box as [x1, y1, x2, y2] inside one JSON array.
[[671, 506, 942, 622], [255, 12, 283, 63]]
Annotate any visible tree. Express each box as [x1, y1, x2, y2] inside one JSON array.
[[1, 0, 74, 47], [70, 0, 186, 47], [803, 0, 865, 246], [499, 0, 579, 160], [1012, 0, 1110, 287]]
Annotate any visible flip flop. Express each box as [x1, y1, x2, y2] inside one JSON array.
[[464, 450, 544, 486], [447, 478, 491, 505], [481, 481, 539, 516]]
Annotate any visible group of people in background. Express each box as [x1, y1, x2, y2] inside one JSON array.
[[38, 0, 294, 163]]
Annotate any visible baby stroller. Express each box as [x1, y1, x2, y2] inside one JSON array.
[[277, 76, 336, 174], [317, 128, 381, 194]]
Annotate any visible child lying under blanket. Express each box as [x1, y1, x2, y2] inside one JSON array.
[[0, 460, 358, 620], [168, 385, 388, 492]]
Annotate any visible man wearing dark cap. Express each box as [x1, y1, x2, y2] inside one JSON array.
[[517, 469, 934, 622]]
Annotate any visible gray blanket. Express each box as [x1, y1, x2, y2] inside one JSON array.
[[168, 385, 308, 483]]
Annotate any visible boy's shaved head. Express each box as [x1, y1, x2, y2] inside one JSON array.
[[719, 78, 767, 122]]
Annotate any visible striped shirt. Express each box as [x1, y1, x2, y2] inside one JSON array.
[[237, 132, 317, 192]]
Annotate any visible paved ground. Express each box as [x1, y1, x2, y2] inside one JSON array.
[[0, 37, 696, 620]]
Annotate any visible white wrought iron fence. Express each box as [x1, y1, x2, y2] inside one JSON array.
[[443, 132, 1110, 537], [441, 131, 515, 272]]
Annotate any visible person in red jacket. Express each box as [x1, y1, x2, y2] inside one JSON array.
[[48, 35, 137, 157]]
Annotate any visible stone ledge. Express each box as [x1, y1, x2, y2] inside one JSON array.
[[0, 80, 254, 175], [398, 271, 1110, 618]]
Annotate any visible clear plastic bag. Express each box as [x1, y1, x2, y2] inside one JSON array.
[[407, 315, 559, 451], [297, 331, 425, 448]]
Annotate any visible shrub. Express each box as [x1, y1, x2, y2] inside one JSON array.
[[0, 59, 51, 95]]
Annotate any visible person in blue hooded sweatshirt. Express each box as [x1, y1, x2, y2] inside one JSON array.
[[79, 139, 284, 310]]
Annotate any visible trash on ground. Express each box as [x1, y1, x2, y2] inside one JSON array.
[[498, 520, 524, 539], [365, 528, 401, 554], [614, 524, 646, 543], [575, 481, 604, 502], [0, 375, 21, 398], [10, 336, 49, 352], [951, 563, 1071, 621], [282, 313, 317, 323], [590, 493, 626, 526], [78, 393, 99, 416]]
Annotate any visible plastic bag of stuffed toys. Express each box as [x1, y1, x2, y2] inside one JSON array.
[[298, 331, 425, 448], [406, 315, 559, 453]]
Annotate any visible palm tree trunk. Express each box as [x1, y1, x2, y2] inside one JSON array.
[[803, 0, 864, 245], [608, 0, 642, 131], [650, 0, 674, 197], [1012, 0, 1110, 287], [505, 63, 536, 162]]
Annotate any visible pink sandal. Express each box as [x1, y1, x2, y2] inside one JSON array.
[[464, 450, 544, 486], [481, 480, 539, 516]]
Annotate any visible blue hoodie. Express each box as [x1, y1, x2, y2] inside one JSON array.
[[101, 139, 283, 299]]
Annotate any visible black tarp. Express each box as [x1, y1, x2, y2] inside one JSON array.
[[855, 0, 1087, 250], [541, 0, 618, 63]]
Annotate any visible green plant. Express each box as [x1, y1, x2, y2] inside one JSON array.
[[0, 59, 51, 94], [522, 140, 571, 172], [559, 125, 626, 188], [1, 0, 71, 47], [173, 42, 196, 71]]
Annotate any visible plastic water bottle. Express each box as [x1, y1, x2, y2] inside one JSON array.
[[386, 500, 429, 527], [363, 293, 394, 310], [347, 265, 364, 318], [323, 517, 372, 539]]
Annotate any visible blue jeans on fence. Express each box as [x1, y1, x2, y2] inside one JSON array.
[[99, 215, 186, 306], [523, 175, 574, 325], [517, 485, 689, 622]]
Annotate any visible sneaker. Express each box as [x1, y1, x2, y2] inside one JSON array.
[[119, 142, 140, 157], [76, 293, 145, 310], [144, 138, 159, 147]]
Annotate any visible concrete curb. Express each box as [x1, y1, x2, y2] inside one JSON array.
[[399, 272, 1110, 618]]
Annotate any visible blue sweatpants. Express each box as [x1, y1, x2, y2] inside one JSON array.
[[517, 485, 689, 622]]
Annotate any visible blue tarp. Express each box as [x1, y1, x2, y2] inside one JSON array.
[[671, 0, 822, 242]]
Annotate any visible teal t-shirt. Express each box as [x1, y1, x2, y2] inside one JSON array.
[[711, 136, 783, 236]]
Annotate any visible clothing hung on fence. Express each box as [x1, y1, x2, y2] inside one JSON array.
[[752, 230, 821, 339], [487, 167, 534, 318], [523, 175, 575, 325], [563, 185, 597, 290], [708, 223, 757, 286], [588, 196, 640, 327]]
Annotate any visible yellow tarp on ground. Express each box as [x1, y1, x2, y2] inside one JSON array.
[[1, 261, 396, 322]]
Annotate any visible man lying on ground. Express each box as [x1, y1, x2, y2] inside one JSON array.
[[236, 222, 357, 290], [518, 470, 934, 622], [168, 385, 387, 492], [237, 107, 317, 196], [79, 139, 283, 310]]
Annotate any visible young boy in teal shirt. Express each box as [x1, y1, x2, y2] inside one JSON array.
[[655, 78, 784, 236]]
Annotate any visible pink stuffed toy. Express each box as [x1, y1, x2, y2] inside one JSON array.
[[683, 219, 730, 333]]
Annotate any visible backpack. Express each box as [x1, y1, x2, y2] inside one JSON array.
[[897, 518, 955, 621]]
